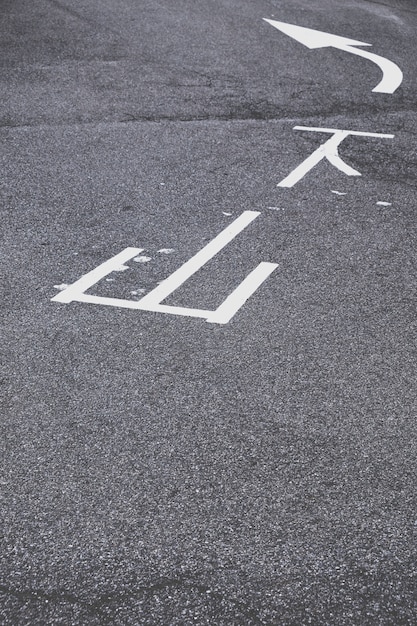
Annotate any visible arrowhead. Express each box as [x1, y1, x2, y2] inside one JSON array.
[[263, 19, 371, 49]]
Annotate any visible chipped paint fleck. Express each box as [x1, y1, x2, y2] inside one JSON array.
[[133, 256, 152, 263]]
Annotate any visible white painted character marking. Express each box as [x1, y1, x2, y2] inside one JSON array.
[[51, 212, 278, 325], [278, 126, 394, 188], [263, 19, 403, 94]]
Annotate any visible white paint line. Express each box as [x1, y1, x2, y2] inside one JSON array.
[[331, 190, 347, 195], [158, 248, 175, 254], [133, 255, 152, 263], [206, 262, 278, 324], [138, 303, 213, 319], [278, 127, 394, 188], [137, 211, 260, 309], [53, 289, 213, 316], [114, 264, 130, 271], [263, 19, 403, 94], [377, 201, 392, 206], [292, 126, 394, 138], [65, 292, 145, 310], [51, 248, 143, 303]]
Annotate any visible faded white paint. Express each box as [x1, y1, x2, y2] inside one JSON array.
[[51, 248, 143, 305]]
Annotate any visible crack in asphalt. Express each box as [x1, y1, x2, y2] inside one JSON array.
[[0, 104, 415, 132], [0, 579, 264, 623], [44, 0, 121, 37], [364, 0, 417, 15]]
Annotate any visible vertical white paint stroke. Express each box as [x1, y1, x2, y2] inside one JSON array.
[[206, 262, 278, 324], [138, 211, 260, 309]]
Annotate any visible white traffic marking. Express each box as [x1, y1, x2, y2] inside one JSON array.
[[278, 126, 394, 188], [263, 19, 403, 94], [51, 213, 278, 325], [331, 190, 347, 196], [377, 201, 392, 206]]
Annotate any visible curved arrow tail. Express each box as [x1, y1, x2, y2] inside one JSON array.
[[343, 45, 403, 94]]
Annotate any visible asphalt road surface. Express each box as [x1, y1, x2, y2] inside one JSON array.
[[1, 0, 417, 624]]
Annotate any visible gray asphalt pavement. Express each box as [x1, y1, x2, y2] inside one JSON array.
[[1, 0, 417, 624]]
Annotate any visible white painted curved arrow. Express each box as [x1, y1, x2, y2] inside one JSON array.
[[263, 19, 403, 94]]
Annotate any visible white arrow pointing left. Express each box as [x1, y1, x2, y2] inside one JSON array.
[[263, 18, 403, 94]]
